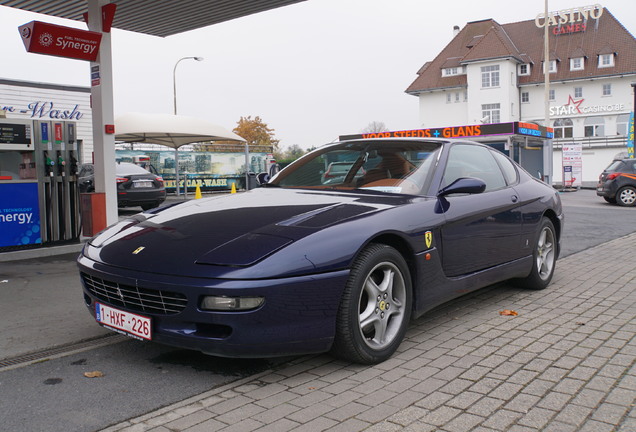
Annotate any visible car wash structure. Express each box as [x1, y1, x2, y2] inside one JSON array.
[[0, 118, 82, 250], [340, 121, 554, 180]]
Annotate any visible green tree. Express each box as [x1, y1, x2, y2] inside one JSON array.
[[233, 116, 280, 151], [274, 144, 307, 165]]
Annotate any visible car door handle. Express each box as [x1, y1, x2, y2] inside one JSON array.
[[511, 195, 518, 203]]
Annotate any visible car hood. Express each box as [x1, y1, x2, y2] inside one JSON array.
[[83, 188, 414, 276]]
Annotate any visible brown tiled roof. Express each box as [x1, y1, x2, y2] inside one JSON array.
[[406, 8, 636, 94]]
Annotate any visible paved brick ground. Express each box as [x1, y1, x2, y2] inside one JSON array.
[[102, 232, 636, 432]]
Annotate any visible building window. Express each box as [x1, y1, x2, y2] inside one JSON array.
[[602, 83, 612, 96], [570, 57, 584, 71], [617, 114, 630, 135], [521, 92, 529, 103], [553, 118, 573, 138], [549, 89, 555, 101], [543, 60, 557, 74], [455, 92, 460, 102], [481, 65, 500, 88], [584, 117, 605, 137], [481, 103, 501, 123], [598, 54, 615, 68], [574, 87, 583, 98], [443, 67, 459, 77], [464, 91, 468, 101], [446, 93, 451, 103], [518, 64, 530, 76]]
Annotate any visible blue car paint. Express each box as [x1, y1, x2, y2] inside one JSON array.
[[78, 139, 563, 359]]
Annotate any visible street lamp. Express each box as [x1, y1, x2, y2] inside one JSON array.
[[172, 56, 203, 196]]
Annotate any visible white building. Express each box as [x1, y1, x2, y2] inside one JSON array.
[[1, 78, 93, 163], [406, 5, 636, 186]]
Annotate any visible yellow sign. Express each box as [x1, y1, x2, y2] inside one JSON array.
[[132, 246, 145, 255], [425, 231, 433, 249]]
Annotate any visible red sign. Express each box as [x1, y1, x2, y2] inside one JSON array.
[[54, 123, 63, 143], [19, 21, 102, 62]]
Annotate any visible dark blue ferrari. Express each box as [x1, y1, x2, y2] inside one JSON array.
[[78, 138, 563, 364]]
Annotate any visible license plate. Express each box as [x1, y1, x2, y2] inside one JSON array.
[[95, 302, 151, 340], [133, 181, 153, 188]]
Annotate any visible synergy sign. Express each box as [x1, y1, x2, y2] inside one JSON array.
[[19, 21, 102, 62], [0, 183, 41, 248], [535, 4, 603, 35]]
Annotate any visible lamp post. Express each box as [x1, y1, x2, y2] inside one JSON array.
[[172, 56, 203, 196]]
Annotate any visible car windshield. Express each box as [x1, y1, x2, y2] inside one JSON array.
[[269, 140, 443, 195]]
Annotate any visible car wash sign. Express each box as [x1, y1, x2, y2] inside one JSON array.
[[19, 21, 102, 62]]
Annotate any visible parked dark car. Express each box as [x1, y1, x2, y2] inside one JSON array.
[[78, 138, 563, 364], [596, 158, 636, 207], [79, 162, 166, 210]]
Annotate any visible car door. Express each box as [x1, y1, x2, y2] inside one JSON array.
[[438, 144, 522, 277]]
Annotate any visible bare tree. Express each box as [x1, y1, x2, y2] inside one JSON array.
[[361, 121, 389, 133]]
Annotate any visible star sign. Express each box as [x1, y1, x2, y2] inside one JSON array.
[[565, 95, 584, 114]]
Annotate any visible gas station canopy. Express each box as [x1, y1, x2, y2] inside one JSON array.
[[0, 0, 306, 37]]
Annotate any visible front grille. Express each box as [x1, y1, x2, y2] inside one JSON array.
[[81, 272, 187, 315]]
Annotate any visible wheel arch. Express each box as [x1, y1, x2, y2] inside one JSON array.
[[542, 209, 561, 256], [363, 233, 419, 315]]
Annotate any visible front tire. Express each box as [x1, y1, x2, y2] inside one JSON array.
[[517, 218, 557, 290], [331, 244, 412, 364], [616, 186, 636, 207]]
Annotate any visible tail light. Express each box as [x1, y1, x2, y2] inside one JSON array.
[[155, 176, 164, 184], [607, 173, 621, 180], [116, 177, 128, 184]]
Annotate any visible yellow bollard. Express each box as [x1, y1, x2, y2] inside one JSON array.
[[231, 183, 237, 194], [195, 184, 202, 199]]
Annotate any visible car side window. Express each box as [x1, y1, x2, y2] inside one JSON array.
[[490, 150, 518, 185], [443, 144, 507, 192]]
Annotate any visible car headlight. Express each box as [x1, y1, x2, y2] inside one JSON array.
[[200, 296, 264, 311]]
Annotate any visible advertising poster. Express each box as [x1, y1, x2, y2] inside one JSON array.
[[562, 143, 583, 188], [627, 112, 634, 158], [115, 149, 270, 191], [0, 183, 41, 248]]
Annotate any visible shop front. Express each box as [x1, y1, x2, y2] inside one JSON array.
[[340, 121, 554, 180]]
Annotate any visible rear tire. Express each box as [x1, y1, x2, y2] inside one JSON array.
[[331, 244, 412, 364], [616, 186, 636, 207], [516, 218, 557, 290]]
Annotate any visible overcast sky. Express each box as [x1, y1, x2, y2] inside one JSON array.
[[1, 0, 634, 150]]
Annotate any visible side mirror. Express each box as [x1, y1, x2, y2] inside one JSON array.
[[438, 177, 486, 197], [256, 172, 270, 185]]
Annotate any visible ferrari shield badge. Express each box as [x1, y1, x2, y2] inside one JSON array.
[[425, 231, 433, 249]]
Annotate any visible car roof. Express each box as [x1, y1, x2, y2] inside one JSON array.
[[115, 162, 151, 175]]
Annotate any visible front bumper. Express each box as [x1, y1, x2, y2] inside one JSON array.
[[78, 255, 349, 358]]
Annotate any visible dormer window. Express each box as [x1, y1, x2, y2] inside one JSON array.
[[570, 57, 584, 71], [598, 53, 615, 68], [543, 60, 557, 74], [518, 63, 530, 76], [443, 67, 459, 77]]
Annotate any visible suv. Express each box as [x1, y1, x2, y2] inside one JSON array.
[[597, 158, 636, 207]]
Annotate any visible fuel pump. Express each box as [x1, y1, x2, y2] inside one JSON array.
[[33, 120, 82, 243]]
